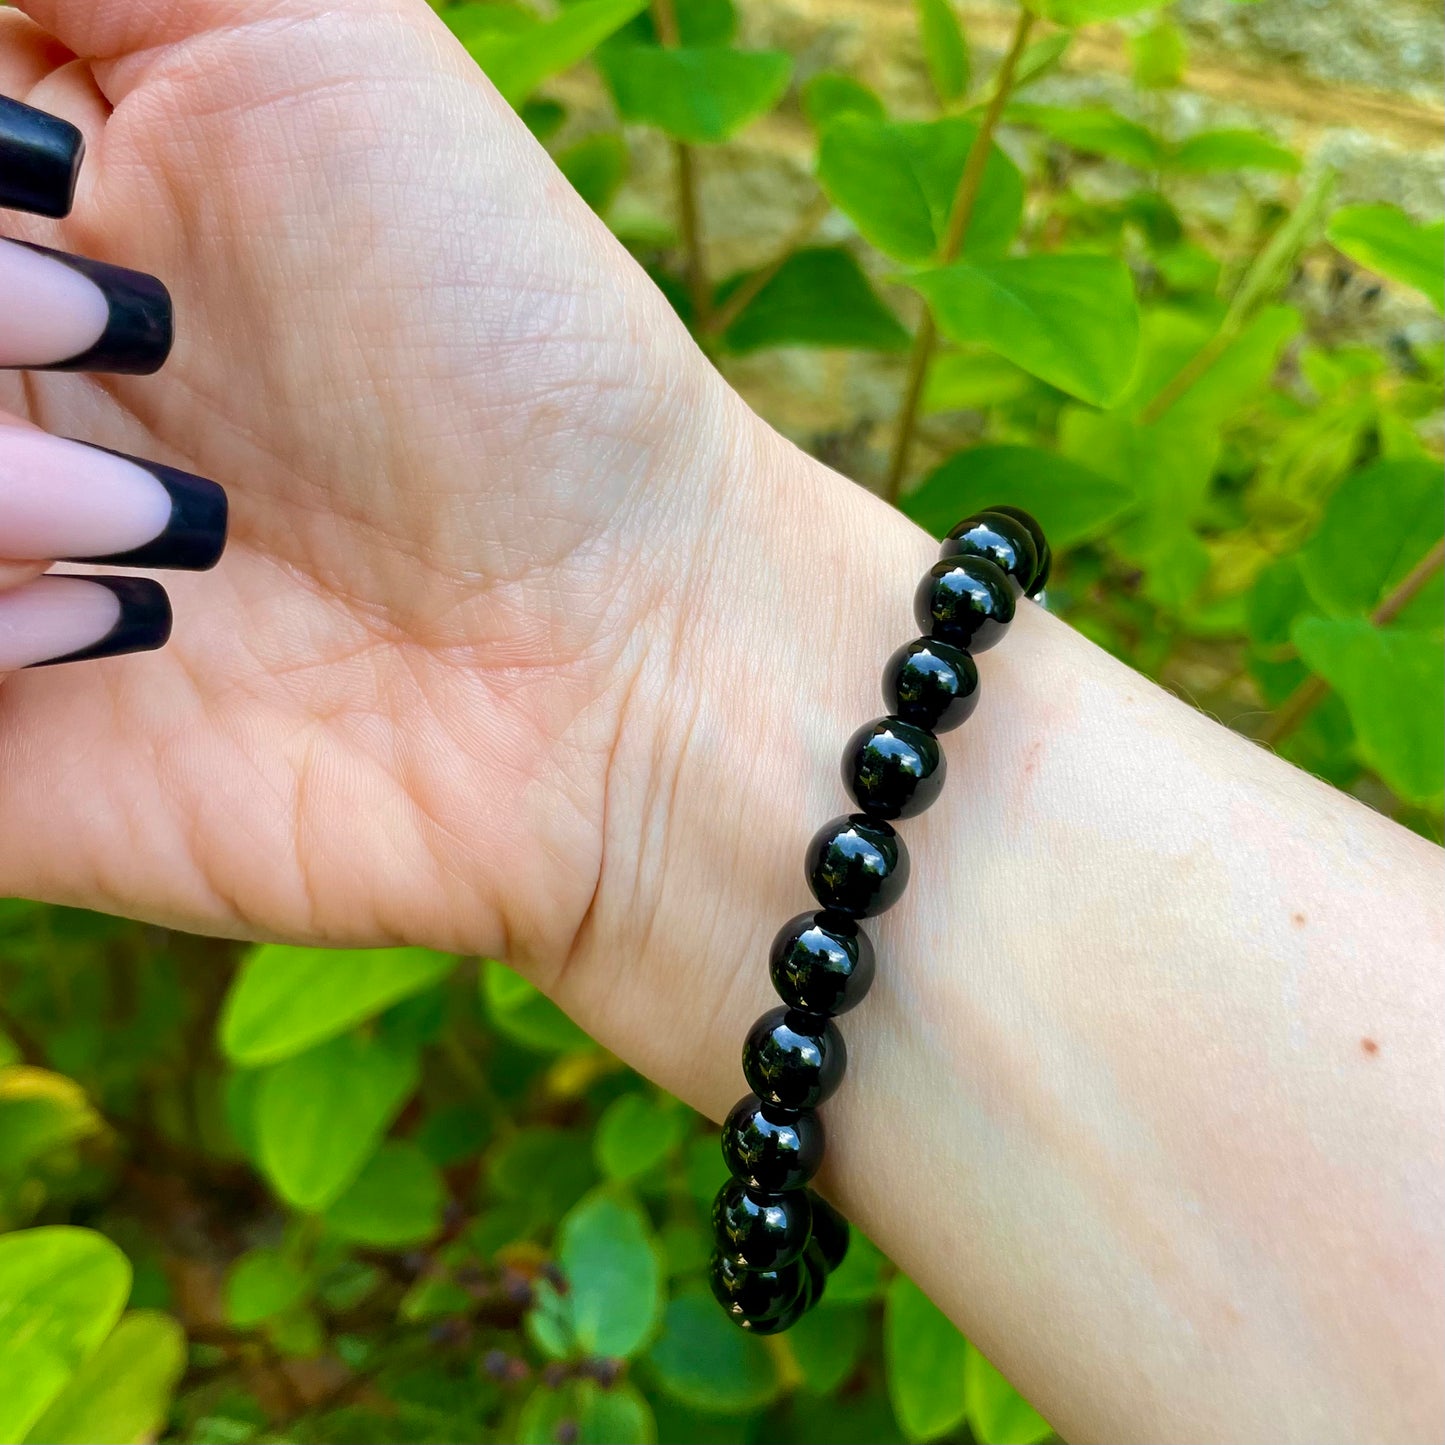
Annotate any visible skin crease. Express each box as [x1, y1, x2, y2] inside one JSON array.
[[0, 2, 1439, 1440]]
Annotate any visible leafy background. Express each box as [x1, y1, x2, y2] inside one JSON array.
[[1, 0, 1441, 1440]]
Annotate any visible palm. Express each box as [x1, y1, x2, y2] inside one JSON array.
[[0, 0, 716, 963]]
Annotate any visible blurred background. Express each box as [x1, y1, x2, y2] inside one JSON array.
[[1, 0, 1441, 1441]]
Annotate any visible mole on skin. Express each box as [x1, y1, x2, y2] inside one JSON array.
[[1361, 1038, 1379, 1056]]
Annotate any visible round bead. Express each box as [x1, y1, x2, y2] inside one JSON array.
[[989, 505, 1050, 597], [941, 511, 1038, 594], [883, 637, 979, 735], [711, 1178, 812, 1270], [742, 1006, 848, 1111], [721, 1094, 825, 1192], [843, 714, 946, 820], [805, 814, 910, 919], [805, 1190, 851, 1272], [914, 555, 1016, 653], [708, 1251, 803, 1323], [799, 1240, 829, 1310], [769, 910, 875, 1017], [733, 1292, 809, 1334]]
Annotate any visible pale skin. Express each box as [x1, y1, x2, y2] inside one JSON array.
[[0, 1, 1440, 1440]]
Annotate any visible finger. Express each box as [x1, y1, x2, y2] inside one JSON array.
[[0, 89, 83, 219], [0, 424, 227, 571], [0, 560, 47, 590], [0, 572, 170, 670]]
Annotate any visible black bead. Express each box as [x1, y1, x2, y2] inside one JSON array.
[[941, 511, 1039, 595], [989, 505, 1051, 597], [769, 911, 875, 1017], [708, 1251, 803, 1323], [805, 1190, 851, 1272], [742, 1006, 847, 1111], [805, 815, 910, 919], [799, 1240, 829, 1309], [721, 1094, 825, 1192], [884, 637, 980, 735], [711, 1179, 812, 1270], [915, 555, 1016, 653], [843, 715, 946, 820], [733, 1292, 809, 1334]]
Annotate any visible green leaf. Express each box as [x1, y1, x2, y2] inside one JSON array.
[[225, 1247, 309, 1327], [817, 115, 1023, 264], [462, 0, 651, 107], [884, 1274, 968, 1443], [1130, 20, 1185, 89], [1327, 204, 1445, 311], [917, 0, 969, 104], [1168, 129, 1300, 174], [801, 72, 885, 129], [647, 1288, 780, 1413], [558, 132, 629, 215], [903, 445, 1133, 547], [1011, 33, 1072, 93], [821, 1229, 888, 1304], [324, 1142, 446, 1246], [787, 1304, 869, 1395], [911, 255, 1140, 406], [253, 1030, 420, 1210], [1249, 555, 1312, 648], [594, 1093, 688, 1180], [0, 1228, 131, 1442], [577, 1381, 657, 1444], [490, 1126, 600, 1221], [1006, 104, 1163, 169], [22, 1311, 185, 1445], [923, 351, 1033, 412], [964, 1344, 1052, 1445], [557, 1190, 663, 1358], [1039, 0, 1168, 22], [482, 960, 593, 1053], [219, 946, 456, 1066], [0, 1066, 103, 1175], [1300, 457, 1443, 618], [599, 47, 792, 144], [719, 248, 910, 354], [1292, 618, 1444, 803]]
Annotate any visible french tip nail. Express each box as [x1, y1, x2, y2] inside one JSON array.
[[0, 95, 85, 219], [28, 577, 173, 669]]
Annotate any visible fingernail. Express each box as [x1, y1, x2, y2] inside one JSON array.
[[0, 237, 173, 374], [0, 575, 171, 670], [0, 430, 228, 570], [0, 95, 84, 219]]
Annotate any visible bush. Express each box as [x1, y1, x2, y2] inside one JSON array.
[[1, 1, 1440, 1442]]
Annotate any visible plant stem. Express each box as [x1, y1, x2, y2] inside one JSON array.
[[705, 192, 833, 340], [1259, 536, 1444, 748], [651, 0, 711, 331], [883, 5, 1036, 506]]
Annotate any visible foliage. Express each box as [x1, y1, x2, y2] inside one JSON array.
[[1, 0, 1441, 1441]]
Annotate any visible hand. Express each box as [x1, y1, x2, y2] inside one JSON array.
[[0, 0, 754, 971]]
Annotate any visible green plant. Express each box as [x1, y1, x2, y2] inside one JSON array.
[[1, 0, 1440, 1441]]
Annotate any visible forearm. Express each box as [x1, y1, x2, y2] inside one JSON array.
[[551, 412, 1445, 1443]]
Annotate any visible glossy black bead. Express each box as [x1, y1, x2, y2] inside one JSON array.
[[805, 815, 909, 919], [989, 505, 1051, 597], [799, 1240, 829, 1309], [805, 1190, 851, 1272], [711, 1178, 812, 1270], [843, 714, 946, 820], [708, 1251, 803, 1323], [721, 1094, 825, 1192], [733, 1291, 809, 1334], [742, 1006, 847, 1111], [884, 637, 980, 735], [769, 911, 875, 1017], [915, 555, 1016, 653], [941, 511, 1039, 595]]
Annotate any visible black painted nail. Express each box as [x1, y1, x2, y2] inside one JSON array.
[[70, 442, 229, 572], [27, 577, 173, 668], [0, 95, 84, 219], [3, 239, 173, 374]]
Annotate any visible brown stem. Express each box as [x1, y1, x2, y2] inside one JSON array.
[[1259, 537, 1445, 748], [883, 5, 1037, 505], [706, 193, 833, 340]]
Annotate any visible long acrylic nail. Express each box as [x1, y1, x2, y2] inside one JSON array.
[[0, 95, 85, 219], [0, 237, 173, 374], [0, 429, 228, 570], [0, 574, 172, 670]]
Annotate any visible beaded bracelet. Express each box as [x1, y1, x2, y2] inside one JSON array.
[[707, 505, 1051, 1333]]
